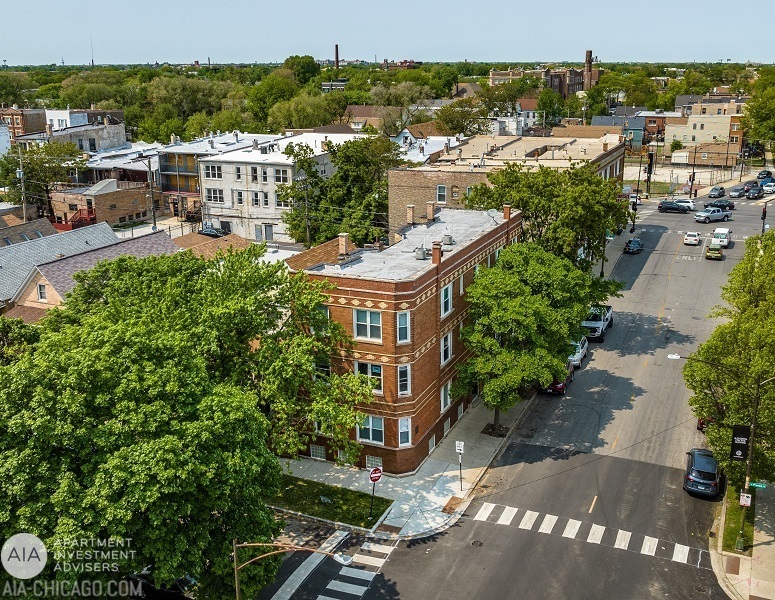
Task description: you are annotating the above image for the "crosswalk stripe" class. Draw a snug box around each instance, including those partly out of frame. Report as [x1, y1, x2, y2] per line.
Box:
[360, 542, 394, 555]
[339, 567, 376, 582]
[641, 536, 658, 556]
[672, 544, 690, 563]
[614, 530, 631, 550]
[497, 506, 518, 525]
[327, 580, 368, 596]
[538, 514, 558, 534]
[473, 503, 495, 521]
[316, 596, 340, 600]
[587, 524, 605, 544]
[562, 519, 582, 539]
[518, 510, 539, 530]
[353, 554, 386, 568]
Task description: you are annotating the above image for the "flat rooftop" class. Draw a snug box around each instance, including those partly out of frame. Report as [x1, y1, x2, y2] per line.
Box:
[307, 208, 505, 282]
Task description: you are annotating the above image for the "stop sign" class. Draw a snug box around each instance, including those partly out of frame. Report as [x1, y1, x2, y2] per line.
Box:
[369, 467, 383, 483]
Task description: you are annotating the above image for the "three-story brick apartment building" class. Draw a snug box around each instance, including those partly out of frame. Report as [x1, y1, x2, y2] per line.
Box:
[286, 203, 522, 474]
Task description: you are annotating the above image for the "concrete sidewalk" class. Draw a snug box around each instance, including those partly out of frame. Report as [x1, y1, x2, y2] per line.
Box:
[713, 484, 775, 600]
[283, 394, 538, 540]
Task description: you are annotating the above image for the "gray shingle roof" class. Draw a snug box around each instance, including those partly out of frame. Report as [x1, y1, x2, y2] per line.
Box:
[0, 222, 119, 303]
[0, 218, 58, 246]
[33, 230, 179, 299]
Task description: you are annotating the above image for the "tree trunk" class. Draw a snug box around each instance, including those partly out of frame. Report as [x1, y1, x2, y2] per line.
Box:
[493, 407, 501, 433]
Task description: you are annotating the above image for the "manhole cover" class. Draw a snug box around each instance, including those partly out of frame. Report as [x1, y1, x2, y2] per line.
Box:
[471, 540, 483, 547]
[694, 585, 707, 593]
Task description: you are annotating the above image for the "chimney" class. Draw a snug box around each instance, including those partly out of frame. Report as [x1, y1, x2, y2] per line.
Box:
[171, 133, 176, 144]
[234, 131, 239, 143]
[432, 241, 443, 265]
[337, 233, 349, 260]
[252, 139, 258, 150]
[335, 44, 340, 71]
[45, 124, 52, 136]
[603, 142, 609, 152]
[208, 139, 215, 149]
[503, 204, 511, 221]
[406, 204, 415, 225]
[426, 201, 436, 223]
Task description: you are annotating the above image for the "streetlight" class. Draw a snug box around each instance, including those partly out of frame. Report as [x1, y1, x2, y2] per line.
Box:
[667, 353, 775, 552]
[232, 540, 352, 600]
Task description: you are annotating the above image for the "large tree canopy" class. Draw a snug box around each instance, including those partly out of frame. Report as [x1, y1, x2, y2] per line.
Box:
[457, 243, 597, 430]
[0, 245, 373, 597]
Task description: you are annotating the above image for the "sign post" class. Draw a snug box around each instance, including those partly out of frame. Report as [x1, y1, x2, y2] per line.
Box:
[740, 492, 752, 507]
[456, 441, 465, 491]
[368, 467, 382, 517]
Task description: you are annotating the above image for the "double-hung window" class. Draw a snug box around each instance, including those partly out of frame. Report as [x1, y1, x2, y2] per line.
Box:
[251, 167, 258, 182]
[358, 415, 384, 444]
[356, 362, 383, 392]
[441, 332, 452, 365]
[204, 165, 222, 179]
[37, 284, 47, 302]
[261, 168, 269, 183]
[276, 195, 291, 209]
[440, 381, 452, 412]
[252, 192, 261, 207]
[275, 168, 289, 184]
[354, 309, 381, 341]
[397, 311, 410, 343]
[399, 417, 411, 446]
[236, 191, 244, 205]
[398, 365, 411, 395]
[206, 188, 224, 203]
[436, 185, 447, 204]
[440, 284, 453, 317]
[235, 166, 242, 180]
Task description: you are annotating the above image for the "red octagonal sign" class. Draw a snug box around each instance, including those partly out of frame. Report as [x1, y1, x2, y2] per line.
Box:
[369, 467, 383, 483]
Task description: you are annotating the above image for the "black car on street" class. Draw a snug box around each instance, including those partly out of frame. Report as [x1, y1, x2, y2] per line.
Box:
[623, 238, 643, 254]
[704, 199, 735, 210]
[747, 186, 764, 199]
[758, 170, 772, 179]
[683, 448, 721, 497]
[657, 200, 689, 213]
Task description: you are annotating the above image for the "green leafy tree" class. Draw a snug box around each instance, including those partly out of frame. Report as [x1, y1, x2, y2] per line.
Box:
[184, 110, 212, 140]
[436, 97, 488, 136]
[671, 139, 684, 152]
[456, 243, 596, 430]
[466, 162, 630, 273]
[536, 88, 564, 125]
[741, 69, 775, 153]
[282, 55, 321, 85]
[0, 317, 40, 366]
[371, 82, 433, 135]
[0, 141, 87, 216]
[682, 233, 775, 485]
[0, 72, 33, 105]
[247, 71, 299, 124]
[267, 93, 337, 132]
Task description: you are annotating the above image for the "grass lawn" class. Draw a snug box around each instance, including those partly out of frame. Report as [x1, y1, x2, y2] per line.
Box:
[270, 473, 393, 529]
[622, 179, 674, 196]
[722, 485, 756, 554]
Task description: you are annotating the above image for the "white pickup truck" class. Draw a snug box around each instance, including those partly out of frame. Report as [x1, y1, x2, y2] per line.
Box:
[694, 207, 731, 223]
[582, 305, 613, 342]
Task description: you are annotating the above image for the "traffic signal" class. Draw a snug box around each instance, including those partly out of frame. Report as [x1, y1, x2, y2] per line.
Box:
[762, 207, 767, 221]
[646, 152, 654, 175]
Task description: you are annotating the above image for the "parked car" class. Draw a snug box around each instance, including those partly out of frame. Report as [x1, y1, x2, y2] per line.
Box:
[758, 170, 773, 179]
[704, 199, 735, 211]
[760, 177, 775, 187]
[705, 242, 723, 260]
[707, 186, 725, 198]
[683, 231, 701, 246]
[545, 361, 574, 395]
[763, 182, 775, 195]
[729, 186, 746, 198]
[683, 448, 721, 497]
[658, 200, 689, 214]
[568, 336, 589, 368]
[623, 238, 643, 254]
[628, 193, 642, 205]
[697, 417, 715, 432]
[199, 227, 226, 238]
[674, 199, 696, 210]
[747, 186, 764, 199]
[743, 180, 759, 192]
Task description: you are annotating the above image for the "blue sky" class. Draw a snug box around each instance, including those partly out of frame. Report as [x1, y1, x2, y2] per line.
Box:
[3, 0, 773, 66]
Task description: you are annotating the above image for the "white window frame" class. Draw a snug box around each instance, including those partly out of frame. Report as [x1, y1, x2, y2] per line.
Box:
[365, 455, 383, 468]
[235, 166, 242, 180]
[236, 191, 244, 205]
[441, 332, 452, 365]
[205, 188, 224, 203]
[252, 191, 261, 207]
[262, 192, 269, 207]
[441, 381, 452, 412]
[275, 195, 291, 209]
[261, 167, 269, 183]
[204, 165, 222, 179]
[310, 444, 326, 460]
[399, 417, 411, 446]
[37, 283, 47, 302]
[398, 364, 411, 396]
[436, 184, 447, 204]
[251, 166, 258, 182]
[358, 415, 385, 444]
[275, 168, 289, 184]
[459, 274, 464, 295]
[441, 283, 453, 317]
[397, 311, 410, 343]
[354, 309, 382, 341]
[355, 361, 383, 392]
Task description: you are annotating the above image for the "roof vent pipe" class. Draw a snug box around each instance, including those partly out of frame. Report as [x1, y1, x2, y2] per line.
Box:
[415, 247, 426, 260]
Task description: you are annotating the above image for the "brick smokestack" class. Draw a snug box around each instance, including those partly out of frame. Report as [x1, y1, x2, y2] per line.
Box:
[584, 50, 593, 90]
[426, 201, 436, 223]
[335, 44, 339, 71]
[503, 204, 511, 221]
[406, 204, 415, 225]
[432, 241, 443, 265]
[338, 232, 349, 260]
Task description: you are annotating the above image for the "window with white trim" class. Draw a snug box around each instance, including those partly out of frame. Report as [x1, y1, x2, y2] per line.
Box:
[206, 188, 224, 203]
[262, 168, 269, 183]
[398, 365, 411, 395]
[440, 283, 452, 317]
[399, 417, 411, 446]
[441, 381, 451, 412]
[444, 418, 451, 435]
[428, 435, 436, 453]
[235, 166, 242, 180]
[236, 191, 244, 205]
[458, 403, 464, 419]
[310, 444, 326, 460]
[397, 311, 410, 343]
[262, 192, 269, 207]
[251, 167, 258, 182]
[204, 165, 222, 179]
[441, 332, 452, 365]
[354, 309, 381, 340]
[37, 284, 47, 302]
[436, 184, 447, 204]
[355, 361, 383, 392]
[459, 275, 464, 295]
[252, 192, 261, 207]
[275, 168, 289, 184]
[358, 415, 384, 444]
[276, 195, 291, 209]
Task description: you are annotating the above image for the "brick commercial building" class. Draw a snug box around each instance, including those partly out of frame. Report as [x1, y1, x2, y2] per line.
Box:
[49, 179, 150, 229]
[287, 204, 522, 474]
[387, 133, 625, 237]
[0, 106, 46, 139]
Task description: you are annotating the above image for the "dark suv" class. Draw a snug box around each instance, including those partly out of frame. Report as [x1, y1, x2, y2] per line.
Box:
[758, 170, 772, 179]
[683, 448, 721, 497]
[658, 200, 689, 213]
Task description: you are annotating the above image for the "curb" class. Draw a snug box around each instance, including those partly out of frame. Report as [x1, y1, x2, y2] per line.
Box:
[709, 492, 749, 600]
[269, 505, 375, 537]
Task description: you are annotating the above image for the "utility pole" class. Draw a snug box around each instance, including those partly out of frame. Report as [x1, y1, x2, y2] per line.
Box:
[17, 146, 27, 222]
[141, 156, 157, 230]
[736, 378, 762, 551]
